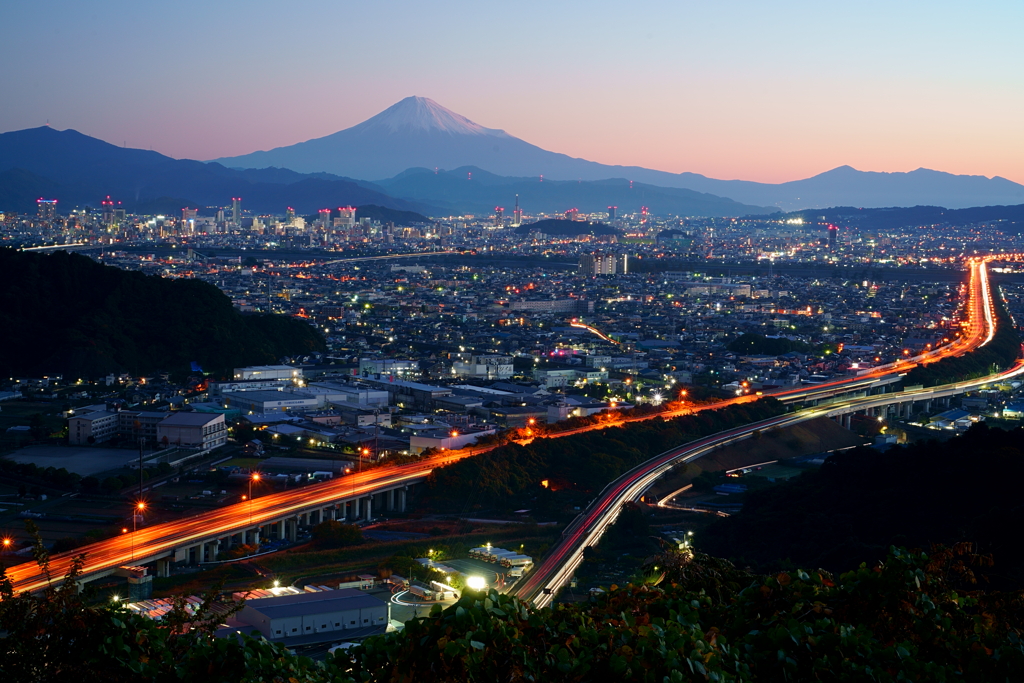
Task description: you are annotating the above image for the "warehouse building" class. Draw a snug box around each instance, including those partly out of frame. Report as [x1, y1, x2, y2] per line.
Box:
[236, 588, 389, 642]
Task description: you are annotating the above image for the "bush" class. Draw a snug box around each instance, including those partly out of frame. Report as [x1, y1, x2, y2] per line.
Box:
[346, 545, 1024, 682]
[310, 521, 363, 549]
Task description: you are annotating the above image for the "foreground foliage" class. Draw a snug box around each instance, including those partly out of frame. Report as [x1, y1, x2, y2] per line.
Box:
[352, 545, 1024, 682]
[3, 543, 1022, 681]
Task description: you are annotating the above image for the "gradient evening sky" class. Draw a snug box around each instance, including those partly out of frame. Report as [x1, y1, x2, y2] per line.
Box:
[2, 0, 1022, 183]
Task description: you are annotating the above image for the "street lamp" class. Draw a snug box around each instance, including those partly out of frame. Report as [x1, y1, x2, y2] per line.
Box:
[249, 473, 261, 525]
[131, 501, 146, 561]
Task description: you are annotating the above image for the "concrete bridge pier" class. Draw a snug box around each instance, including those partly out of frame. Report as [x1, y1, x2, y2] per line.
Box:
[387, 488, 396, 512]
[842, 413, 852, 429]
[156, 558, 171, 578]
[202, 540, 217, 563]
[286, 518, 298, 542]
[399, 488, 408, 512]
[364, 496, 373, 522]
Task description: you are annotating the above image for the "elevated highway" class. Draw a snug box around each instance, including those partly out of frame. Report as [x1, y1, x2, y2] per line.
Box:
[3, 260, 999, 596]
[4, 455, 468, 594]
[510, 258, 1013, 608]
[511, 353, 1024, 608]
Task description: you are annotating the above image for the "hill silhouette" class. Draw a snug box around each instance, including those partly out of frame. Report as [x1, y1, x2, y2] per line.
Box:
[214, 96, 1024, 210]
[0, 248, 324, 378]
[0, 126, 434, 214]
[513, 218, 619, 237]
[375, 165, 772, 216]
[702, 423, 1024, 589]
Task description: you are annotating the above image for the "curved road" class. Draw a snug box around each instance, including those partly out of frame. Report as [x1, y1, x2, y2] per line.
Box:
[3, 260, 997, 596]
[511, 258, 1010, 607]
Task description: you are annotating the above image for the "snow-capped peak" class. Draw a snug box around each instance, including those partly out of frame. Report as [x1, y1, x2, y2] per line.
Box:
[354, 96, 508, 137]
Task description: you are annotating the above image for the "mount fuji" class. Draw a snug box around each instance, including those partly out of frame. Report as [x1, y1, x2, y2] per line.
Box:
[213, 96, 603, 182]
[213, 96, 1024, 211]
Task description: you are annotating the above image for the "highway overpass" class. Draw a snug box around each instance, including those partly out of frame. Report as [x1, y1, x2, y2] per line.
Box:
[510, 258, 1013, 607]
[2, 259, 1001, 596]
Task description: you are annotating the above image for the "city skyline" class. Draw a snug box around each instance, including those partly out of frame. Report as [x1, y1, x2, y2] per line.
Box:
[1, 1, 1022, 184]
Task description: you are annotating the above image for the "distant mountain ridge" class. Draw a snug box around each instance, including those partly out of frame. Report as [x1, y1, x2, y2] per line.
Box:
[213, 96, 1024, 211]
[0, 126, 436, 215]
[373, 166, 774, 217]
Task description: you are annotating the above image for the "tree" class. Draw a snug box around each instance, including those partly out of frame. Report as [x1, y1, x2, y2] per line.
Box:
[344, 546, 1024, 682]
[0, 524, 357, 682]
[28, 413, 47, 440]
[310, 520, 363, 548]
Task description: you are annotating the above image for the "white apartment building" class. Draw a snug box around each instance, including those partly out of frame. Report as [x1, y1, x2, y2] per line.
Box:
[156, 413, 227, 450]
[233, 365, 302, 382]
[451, 354, 514, 380]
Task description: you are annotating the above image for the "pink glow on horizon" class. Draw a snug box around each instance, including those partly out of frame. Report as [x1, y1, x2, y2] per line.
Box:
[3, 2, 1022, 185]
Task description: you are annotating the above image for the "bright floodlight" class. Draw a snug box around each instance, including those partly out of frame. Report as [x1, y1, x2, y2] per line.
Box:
[466, 575, 486, 591]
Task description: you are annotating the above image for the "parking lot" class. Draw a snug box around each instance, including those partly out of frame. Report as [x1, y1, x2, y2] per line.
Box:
[7, 445, 138, 476]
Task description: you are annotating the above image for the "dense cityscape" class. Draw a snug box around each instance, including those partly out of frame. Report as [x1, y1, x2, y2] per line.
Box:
[4, 2, 1024, 681]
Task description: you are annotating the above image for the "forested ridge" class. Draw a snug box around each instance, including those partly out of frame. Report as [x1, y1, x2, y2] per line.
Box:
[424, 398, 786, 514]
[702, 423, 1024, 589]
[0, 248, 325, 378]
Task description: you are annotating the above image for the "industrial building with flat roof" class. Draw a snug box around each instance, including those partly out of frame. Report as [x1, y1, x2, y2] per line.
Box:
[232, 588, 389, 643]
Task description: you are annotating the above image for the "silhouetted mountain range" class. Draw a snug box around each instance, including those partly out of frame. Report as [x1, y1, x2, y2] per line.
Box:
[373, 166, 773, 216]
[782, 204, 1024, 232]
[213, 96, 1024, 211]
[4, 108, 1024, 218]
[0, 126, 436, 215]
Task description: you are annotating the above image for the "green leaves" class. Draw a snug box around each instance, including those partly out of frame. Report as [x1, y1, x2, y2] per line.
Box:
[6, 546, 1024, 681]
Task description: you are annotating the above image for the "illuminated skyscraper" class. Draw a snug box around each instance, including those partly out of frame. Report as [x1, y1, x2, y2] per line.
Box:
[828, 224, 839, 251]
[607, 206, 617, 220]
[36, 198, 57, 221]
[336, 207, 356, 228]
[494, 207, 504, 227]
[101, 196, 115, 227]
[182, 207, 198, 235]
[579, 253, 626, 275]
[231, 197, 241, 226]
[512, 194, 522, 226]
